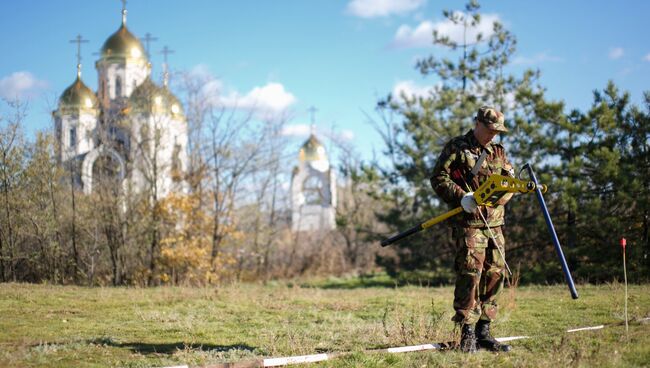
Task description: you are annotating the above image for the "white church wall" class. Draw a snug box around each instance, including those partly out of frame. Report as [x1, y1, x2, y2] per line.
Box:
[78, 113, 97, 155]
[290, 154, 337, 233]
[57, 112, 98, 162]
[55, 10, 190, 201]
[126, 113, 187, 199]
[96, 61, 149, 101]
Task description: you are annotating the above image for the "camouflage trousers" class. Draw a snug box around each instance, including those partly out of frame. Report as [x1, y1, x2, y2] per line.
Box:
[452, 226, 506, 325]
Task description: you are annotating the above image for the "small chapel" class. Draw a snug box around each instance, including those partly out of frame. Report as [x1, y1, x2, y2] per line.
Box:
[290, 131, 337, 232]
[53, 3, 188, 199]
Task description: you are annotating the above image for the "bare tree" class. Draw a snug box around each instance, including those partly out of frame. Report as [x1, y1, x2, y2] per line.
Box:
[235, 116, 292, 280]
[333, 140, 383, 271]
[23, 132, 68, 282]
[0, 100, 28, 281]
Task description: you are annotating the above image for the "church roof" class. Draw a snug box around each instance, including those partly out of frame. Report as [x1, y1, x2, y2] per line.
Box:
[128, 77, 184, 118]
[57, 76, 98, 113]
[299, 134, 327, 162]
[100, 24, 147, 63]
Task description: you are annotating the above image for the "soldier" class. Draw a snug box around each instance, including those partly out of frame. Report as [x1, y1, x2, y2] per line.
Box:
[430, 106, 514, 353]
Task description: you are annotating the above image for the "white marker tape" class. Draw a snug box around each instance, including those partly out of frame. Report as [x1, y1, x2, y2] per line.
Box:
[386, 344, 439, 353]
[496, 335, 529, 342]
[157, 318, 650, 368]
[264, 353, 330, 366]
[567, 325, 604, 333]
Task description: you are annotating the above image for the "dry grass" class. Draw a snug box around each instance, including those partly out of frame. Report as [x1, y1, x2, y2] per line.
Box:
[0, 279, 648, 367]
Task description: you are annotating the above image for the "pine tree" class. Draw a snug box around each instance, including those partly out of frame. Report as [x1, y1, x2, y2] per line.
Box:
[373, 1, 552, 280]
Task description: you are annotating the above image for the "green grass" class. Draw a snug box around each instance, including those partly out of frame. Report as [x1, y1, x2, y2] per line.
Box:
[0, 280, 648, 367]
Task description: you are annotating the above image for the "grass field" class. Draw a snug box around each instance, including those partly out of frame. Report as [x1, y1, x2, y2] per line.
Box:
[0, 278, 649, 367]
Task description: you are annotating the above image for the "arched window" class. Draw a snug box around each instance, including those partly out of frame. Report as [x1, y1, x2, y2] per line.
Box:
[91, 154, 123, 195]
[69, 127, 77, 147]
[115, 76, 122, 97]
[302, 176, 323, 205]
[171, 143, 183, 181]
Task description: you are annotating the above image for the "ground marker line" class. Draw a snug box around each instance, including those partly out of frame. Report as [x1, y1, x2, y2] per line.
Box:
[264, 353, 330, 367]
[567, 325, 604, 333]
[157, 318, 649, 368]
[496, 335, 529, 342]
[386, 343, 440, 353]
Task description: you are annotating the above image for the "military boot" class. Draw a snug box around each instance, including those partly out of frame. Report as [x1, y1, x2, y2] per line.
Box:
[475, 320, 511, 352]
[459, 324, 477, 353]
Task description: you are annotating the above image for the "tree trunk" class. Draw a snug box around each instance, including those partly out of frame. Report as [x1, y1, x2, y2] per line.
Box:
[69, 169, 79, 280]
[642, 210, 650, 276]
[148, 223, 159, 286]
[567, 210, 576, 248]
[1, 162, 15, 281]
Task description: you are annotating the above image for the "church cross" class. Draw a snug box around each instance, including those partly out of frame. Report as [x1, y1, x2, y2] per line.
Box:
[308, 106, 318, 135]
[141, 32, 158, 59]
[121, 0, 128, 25]
[160, 45, 175, 87]
[308, 106, 318, 125]
[160, 45, 175, 65]
[69, 34, 89, 78]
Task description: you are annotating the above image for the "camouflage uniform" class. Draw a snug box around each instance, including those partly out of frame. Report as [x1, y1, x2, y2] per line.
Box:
[430, 109, 514, 326]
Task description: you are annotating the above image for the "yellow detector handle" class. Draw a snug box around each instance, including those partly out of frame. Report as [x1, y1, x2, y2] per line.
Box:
[381, 174, 546, 247]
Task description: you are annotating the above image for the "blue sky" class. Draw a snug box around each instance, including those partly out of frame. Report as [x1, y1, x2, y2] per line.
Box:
[1, 0, 649, 162]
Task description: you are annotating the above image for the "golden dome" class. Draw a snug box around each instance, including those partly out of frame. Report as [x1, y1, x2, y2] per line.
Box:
[58, 77, 98, 113]
[100, 25, 147, 62]
[299, 134, 327, 161]
[128, 77, 184, 118]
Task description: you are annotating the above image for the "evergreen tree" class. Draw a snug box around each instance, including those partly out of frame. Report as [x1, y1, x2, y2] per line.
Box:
[563, 83, 649, 281]
[507, 81, 650, 283]
[373, 1, 551, 281]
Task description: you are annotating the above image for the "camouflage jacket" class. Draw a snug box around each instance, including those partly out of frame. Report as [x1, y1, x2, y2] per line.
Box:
[430, 130, 515, 228]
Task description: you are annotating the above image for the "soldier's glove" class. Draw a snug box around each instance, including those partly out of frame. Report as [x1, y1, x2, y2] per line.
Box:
[461, 192, 478, 213]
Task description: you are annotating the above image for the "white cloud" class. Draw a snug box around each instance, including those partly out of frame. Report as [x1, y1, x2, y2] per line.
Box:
[281, 124, 311, 137]
[339, 129, 355, 141]
[0, 71, 49, 100]
[196, 69, 297, 117]
[222, 83, 296, 113]
[609, 47, 624, 60]
[392, 12, 500, 49]
[512, 52, 564, 65]
[391, 79, 517, 112]
[393, 21, 435, 48]
[392, 80, 435, 100]
[199, 79, 224, 99]
[346, 0, 425, 18]
[643, 53, 650, 62]
[281, 124, 355, 142]
[326, 129, 356, 142]
[188, 64, 213, 80]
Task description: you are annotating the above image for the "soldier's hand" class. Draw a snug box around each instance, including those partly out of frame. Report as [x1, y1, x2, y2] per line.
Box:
[461, 192, 478, 213]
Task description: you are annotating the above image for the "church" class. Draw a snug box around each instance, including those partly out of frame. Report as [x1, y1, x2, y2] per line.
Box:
[53, 5, 188, 199]
[290, 132, 337, 232]
[54, 4, 336, 232]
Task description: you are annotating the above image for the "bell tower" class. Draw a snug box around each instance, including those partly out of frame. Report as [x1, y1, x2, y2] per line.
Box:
[53, 34, 99, 163]
[95, 0, 150, 114]
[290, 112, 337, 232]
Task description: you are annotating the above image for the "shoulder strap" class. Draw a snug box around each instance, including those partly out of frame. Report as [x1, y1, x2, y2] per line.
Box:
[469, 149, 488, 179]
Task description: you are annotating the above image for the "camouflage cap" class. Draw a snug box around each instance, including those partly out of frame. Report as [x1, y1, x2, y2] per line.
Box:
[476, 106, 507, 132]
